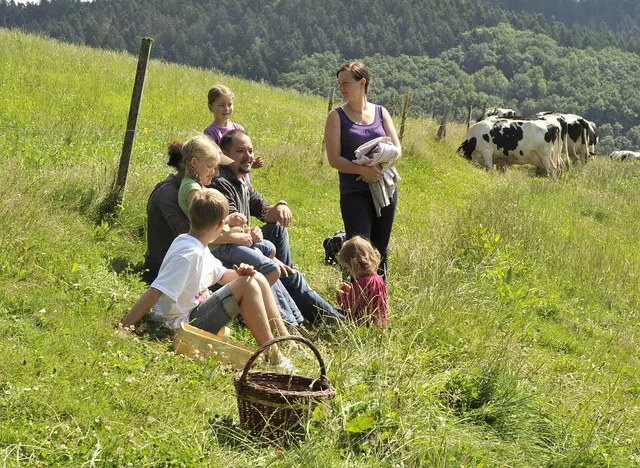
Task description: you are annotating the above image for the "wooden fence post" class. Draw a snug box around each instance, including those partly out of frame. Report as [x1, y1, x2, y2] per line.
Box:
[319, 87, 335, 165]
[98, 37, 153, 222]
[437, 104, 451, 141]
[399, 89, 411, 142]
[466, 105, 473, 132]
[481, 102, 487, 120]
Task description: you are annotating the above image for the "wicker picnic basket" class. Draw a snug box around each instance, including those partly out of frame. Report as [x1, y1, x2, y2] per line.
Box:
[234, 335, 336, 440]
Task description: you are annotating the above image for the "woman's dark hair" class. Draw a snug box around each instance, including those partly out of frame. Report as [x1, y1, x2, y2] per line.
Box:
[336, 62, 371, 94]
[167, 140, 184, 170]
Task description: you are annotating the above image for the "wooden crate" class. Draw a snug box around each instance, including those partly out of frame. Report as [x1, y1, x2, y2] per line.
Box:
[173, 323, 256, 369]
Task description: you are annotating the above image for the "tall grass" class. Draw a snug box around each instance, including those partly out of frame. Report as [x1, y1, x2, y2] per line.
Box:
[2, 29, 640, 466]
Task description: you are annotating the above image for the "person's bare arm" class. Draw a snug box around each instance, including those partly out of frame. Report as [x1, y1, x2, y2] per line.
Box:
[121, 288, 162, 328]
[324, 110, 382, 183]
[264, 203, 292, 227]
[210, 230, 253, 246]
[218, 269, 239, 285]
[381, 106, 402, 156]
[218, 263, 255, 285]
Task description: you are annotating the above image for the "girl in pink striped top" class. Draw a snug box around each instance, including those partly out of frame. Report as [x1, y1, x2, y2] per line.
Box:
[204, 85, 263, 183]
[336, 236, 388, 327]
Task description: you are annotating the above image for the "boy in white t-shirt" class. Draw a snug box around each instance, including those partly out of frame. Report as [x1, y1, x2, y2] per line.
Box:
[121, 188, 293, 371]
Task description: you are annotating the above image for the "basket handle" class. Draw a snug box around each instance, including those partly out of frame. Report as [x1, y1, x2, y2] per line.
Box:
[238, 335, 328, 387]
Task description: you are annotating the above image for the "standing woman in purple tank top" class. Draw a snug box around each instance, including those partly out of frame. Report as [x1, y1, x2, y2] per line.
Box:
[323, 62, 401, 280]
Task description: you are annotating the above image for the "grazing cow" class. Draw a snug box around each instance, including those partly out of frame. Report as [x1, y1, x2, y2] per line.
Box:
[609, 151, 640, 161]
[586, 120, 599, 156]
[536, 112, 590, 164]
[485, 108, 516, 118]
[529, 113, 571, 169]
[458, 117, 563, 179]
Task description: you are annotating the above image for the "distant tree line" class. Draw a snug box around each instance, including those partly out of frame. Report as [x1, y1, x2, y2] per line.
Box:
[1, 0, 636, 81]
[493, 0, 640, 36]
[1, 0, 639, 151]
[282, 24, 640, 153]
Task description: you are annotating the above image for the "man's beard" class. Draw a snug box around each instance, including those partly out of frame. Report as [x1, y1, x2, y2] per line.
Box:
[238, 165, 252, 175]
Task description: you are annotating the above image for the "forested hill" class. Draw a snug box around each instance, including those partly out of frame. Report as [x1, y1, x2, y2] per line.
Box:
[0, 0, 632, 81]
[492, 0, 640, 39]
[2, 0, 640, 152]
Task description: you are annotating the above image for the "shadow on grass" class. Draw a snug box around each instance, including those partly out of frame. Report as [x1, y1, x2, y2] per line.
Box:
[109, 256, 145, 276]
[208, 414, 305, 452]
[132, 315, 175, 342]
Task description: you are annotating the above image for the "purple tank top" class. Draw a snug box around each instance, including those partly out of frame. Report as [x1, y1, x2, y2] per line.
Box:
[337, 104, 386, 194]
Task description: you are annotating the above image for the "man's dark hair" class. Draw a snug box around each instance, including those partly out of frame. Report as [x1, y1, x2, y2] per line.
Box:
[219, 128, 248, 154]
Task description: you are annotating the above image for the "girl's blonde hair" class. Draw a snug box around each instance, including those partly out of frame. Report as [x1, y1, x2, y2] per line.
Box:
[207, 84, 235, 106]
[169, 135, 222, 184]
[337, 236, 381, 278]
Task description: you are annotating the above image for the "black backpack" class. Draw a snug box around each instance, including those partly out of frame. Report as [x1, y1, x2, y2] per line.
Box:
[323, 230, 346, 265]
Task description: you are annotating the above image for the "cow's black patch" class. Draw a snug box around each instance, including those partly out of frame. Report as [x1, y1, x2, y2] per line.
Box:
[567, 122, 581, 143]
[544, 125, 559, 143]
[458, 137, 476, 160]
[578, 118, 589, 143]
[483, 134, 489, 142]
[490, 122, 523, 156]
[557, 117, 568, 140]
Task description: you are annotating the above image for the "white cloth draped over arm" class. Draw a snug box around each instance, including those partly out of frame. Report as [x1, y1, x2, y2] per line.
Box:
[352, 136, 401, 217]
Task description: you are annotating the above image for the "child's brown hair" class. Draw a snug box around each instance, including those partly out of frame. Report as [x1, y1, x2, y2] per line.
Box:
[337, 236, 381, 278]
[189, 188, 229, 231]
[207, 84, 234, 106]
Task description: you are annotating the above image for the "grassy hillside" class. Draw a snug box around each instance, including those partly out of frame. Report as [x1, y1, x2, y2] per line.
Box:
[1, 29, 640, 466]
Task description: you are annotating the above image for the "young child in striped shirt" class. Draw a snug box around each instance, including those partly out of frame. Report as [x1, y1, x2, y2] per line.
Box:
[204, 84, 263, 183]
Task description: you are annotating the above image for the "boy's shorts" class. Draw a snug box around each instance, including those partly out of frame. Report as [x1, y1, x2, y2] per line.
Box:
[188, 284, 240, 334]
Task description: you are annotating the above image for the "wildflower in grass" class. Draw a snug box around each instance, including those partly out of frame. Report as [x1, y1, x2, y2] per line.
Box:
[143, 128, 149, 135]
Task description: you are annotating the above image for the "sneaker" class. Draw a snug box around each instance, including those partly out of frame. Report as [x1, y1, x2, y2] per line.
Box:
[271, 357, 297, 374]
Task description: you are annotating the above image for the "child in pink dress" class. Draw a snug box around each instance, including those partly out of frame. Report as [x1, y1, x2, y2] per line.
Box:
[336, 236, 388, 327]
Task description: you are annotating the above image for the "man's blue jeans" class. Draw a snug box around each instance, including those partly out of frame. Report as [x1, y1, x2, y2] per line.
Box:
[213, 222, 344, 323]
[262, 222, 344, 323]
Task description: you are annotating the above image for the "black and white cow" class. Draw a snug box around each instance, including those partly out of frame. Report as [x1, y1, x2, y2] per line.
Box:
[528, 113, 570, 169]
[485, 108, 516, 118]
[536, 112, 590, 164]
[609, 150, 640, 161]
[458, 117, 563, 179]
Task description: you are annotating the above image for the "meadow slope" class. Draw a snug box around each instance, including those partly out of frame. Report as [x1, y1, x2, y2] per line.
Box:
[1, 30, 640, 466]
